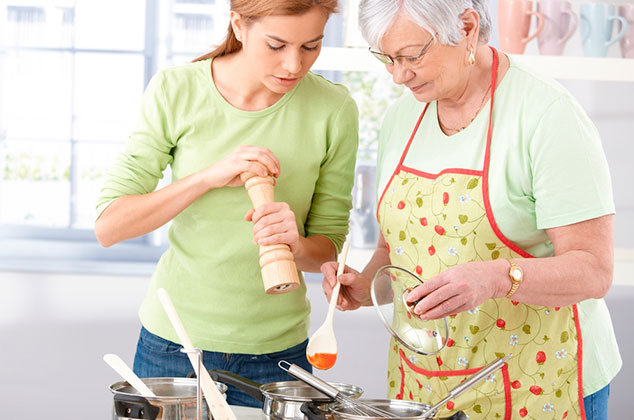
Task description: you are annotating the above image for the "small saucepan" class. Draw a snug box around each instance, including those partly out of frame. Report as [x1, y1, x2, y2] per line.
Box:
[109, 377, 228, 420]
[208, 370, 363, 420]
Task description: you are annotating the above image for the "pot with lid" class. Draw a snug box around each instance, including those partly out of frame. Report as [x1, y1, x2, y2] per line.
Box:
[208, 370, 363, 420]
[109, 377, 228, 420]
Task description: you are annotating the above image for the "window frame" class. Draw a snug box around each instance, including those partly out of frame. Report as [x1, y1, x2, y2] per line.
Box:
[0, 0, 166, 275]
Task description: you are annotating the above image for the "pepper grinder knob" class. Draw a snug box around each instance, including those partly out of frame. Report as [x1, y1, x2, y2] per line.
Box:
[240, 163, 300, 294]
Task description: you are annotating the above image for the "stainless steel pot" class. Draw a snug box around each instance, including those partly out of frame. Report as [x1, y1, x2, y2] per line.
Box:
[109, 377, 228, 420]
[210, 370, 363, 420]
[300, 399, 466, 420]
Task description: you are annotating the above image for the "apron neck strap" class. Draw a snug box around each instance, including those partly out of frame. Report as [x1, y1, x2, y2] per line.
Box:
[397, 46, 500, 169]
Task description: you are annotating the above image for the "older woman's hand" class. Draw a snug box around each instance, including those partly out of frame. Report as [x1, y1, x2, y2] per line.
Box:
[406, 260, 506, 320]
[320, 262, 373, 310]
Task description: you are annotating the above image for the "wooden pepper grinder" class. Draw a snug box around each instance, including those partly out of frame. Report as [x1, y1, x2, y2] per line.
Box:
[240, 163, 300, 294]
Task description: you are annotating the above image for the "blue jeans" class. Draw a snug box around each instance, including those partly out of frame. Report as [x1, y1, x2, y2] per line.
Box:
[583, 384, 610, 420]
[133, 326, 312, 407]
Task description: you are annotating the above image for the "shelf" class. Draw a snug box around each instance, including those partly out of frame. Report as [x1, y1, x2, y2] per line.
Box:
[313, 47, 634, 82]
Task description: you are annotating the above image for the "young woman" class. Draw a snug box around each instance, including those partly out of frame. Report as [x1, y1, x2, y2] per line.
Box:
[95, 0, 358, 407]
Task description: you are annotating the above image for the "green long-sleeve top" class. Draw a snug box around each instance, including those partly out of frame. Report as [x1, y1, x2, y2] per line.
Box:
[96, 59, 359, 354]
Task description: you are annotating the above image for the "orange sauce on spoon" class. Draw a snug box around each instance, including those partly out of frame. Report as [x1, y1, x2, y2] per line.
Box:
[307, 352, 337, 370]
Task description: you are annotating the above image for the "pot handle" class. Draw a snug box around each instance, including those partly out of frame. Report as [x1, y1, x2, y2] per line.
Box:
[113, 393, 161, 420]
[300, 402, 328, 420]
[203, 370, 265, 402]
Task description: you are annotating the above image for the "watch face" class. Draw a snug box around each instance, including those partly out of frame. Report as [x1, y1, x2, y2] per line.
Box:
[511, 268, 523, 280]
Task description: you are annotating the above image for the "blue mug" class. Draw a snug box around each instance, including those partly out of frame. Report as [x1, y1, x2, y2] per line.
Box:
[580, 3, 629, 57]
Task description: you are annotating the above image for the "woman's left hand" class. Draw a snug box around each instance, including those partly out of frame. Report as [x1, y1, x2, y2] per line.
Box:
[407, 260, 504, 320]
[245, 202, 300, 253]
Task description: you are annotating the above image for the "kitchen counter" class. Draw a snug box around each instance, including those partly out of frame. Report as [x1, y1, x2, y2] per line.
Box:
[230, 405, 265, 420]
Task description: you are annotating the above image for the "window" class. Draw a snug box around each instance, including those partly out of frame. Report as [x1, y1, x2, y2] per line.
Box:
[0, 0, 400, 273]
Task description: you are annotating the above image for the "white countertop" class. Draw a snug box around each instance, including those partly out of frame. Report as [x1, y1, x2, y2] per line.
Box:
[230, 405, 265, 420]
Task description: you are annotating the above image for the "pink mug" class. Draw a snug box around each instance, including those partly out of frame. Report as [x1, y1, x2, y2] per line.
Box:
[618, 4, 634, 58]
[498, 0, 545, 54]
[537, 0, 578, 55]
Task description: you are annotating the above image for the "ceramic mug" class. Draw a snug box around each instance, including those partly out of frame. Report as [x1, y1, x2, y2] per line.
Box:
[536, 0, 578, 55]
[617, 4, 634, 58]
[580, 2, 629, 57]
[498, 0, 545, 54]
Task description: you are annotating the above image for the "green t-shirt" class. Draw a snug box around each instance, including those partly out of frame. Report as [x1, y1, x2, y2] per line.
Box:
[97, 59, 359, 354]
[375, 57, 621, 395]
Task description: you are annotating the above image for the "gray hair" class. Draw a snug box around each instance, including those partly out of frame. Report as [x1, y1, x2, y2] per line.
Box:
[358, 0, 491, 49]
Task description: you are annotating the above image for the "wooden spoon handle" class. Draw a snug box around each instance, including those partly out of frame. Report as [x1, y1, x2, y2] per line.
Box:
[103, 353, 156, 397]
[157, 288, 237, 420]
[326, 242, 350, 322]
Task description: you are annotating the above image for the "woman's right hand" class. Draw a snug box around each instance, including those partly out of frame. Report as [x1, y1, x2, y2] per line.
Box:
[202, 145, 281, 189]
[320, 262, 373, 311]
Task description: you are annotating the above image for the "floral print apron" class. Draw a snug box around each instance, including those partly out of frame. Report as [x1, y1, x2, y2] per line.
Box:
[376, 49, 584, 420]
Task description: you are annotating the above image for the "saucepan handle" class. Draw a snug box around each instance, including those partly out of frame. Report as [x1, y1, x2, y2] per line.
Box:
[207, 370, 265, 402]
[113, 393, 161, 420]
[300, 402, 328, 420]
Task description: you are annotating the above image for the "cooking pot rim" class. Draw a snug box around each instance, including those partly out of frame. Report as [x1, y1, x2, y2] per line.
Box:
[259, 381, 363, 402]
[109, 376, 228, 400]
[328, 398, 433, 419]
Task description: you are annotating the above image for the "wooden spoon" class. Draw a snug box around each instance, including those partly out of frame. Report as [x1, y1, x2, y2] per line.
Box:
[103, 353, 157, 397]
[306, 242, 350, 370]
[157, 288, 237, 420]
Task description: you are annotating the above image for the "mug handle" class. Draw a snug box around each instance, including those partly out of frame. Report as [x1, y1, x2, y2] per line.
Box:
[559, 9, 579, 45]
[580, 14, 592, 43]
[607, 16, 629, 47]
[522, 10, 546, 44]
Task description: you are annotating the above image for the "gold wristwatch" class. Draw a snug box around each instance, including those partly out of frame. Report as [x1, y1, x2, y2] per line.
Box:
[505, 258, 523, 298]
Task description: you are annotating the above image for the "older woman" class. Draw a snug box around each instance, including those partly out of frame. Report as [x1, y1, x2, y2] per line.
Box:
[321, 1, 621, 419]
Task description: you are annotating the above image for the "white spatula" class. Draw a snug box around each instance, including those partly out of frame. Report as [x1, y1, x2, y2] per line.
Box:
[103, 353, 157, 397]
[157, 288, 237, 420]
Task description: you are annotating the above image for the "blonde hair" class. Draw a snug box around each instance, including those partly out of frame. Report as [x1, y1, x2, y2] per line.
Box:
[193, 0, 338, 62]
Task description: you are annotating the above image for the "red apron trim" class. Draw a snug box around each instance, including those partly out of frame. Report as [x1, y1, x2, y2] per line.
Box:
[574, 303, 587, 420]
[398, 348, 512, 420]
[501, 360, 512, 420]
[376, 103, 430, 221]
[479, 49, 534, 259]
[396, 360, 405, 400]
[399, 165, 483, 179]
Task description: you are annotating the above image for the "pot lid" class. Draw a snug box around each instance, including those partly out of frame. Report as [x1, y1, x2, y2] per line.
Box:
[370, 265, 449, 355]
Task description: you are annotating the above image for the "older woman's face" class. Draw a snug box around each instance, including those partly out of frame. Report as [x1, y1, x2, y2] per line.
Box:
[380, 13, 466, 102]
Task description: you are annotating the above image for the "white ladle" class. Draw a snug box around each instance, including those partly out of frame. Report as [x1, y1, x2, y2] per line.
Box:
[103, 353, 157, 397]
[306, 242, 350, 370]
[157, 288, 237, 420]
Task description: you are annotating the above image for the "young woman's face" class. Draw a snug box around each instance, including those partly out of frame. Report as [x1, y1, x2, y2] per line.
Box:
[237, 7, 328, 94]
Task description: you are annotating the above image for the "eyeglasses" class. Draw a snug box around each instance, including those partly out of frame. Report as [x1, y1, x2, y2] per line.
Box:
[369, 35, 435, 68]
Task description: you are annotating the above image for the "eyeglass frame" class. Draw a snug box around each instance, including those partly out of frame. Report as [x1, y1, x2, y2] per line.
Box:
[368, 34, 436, 67]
